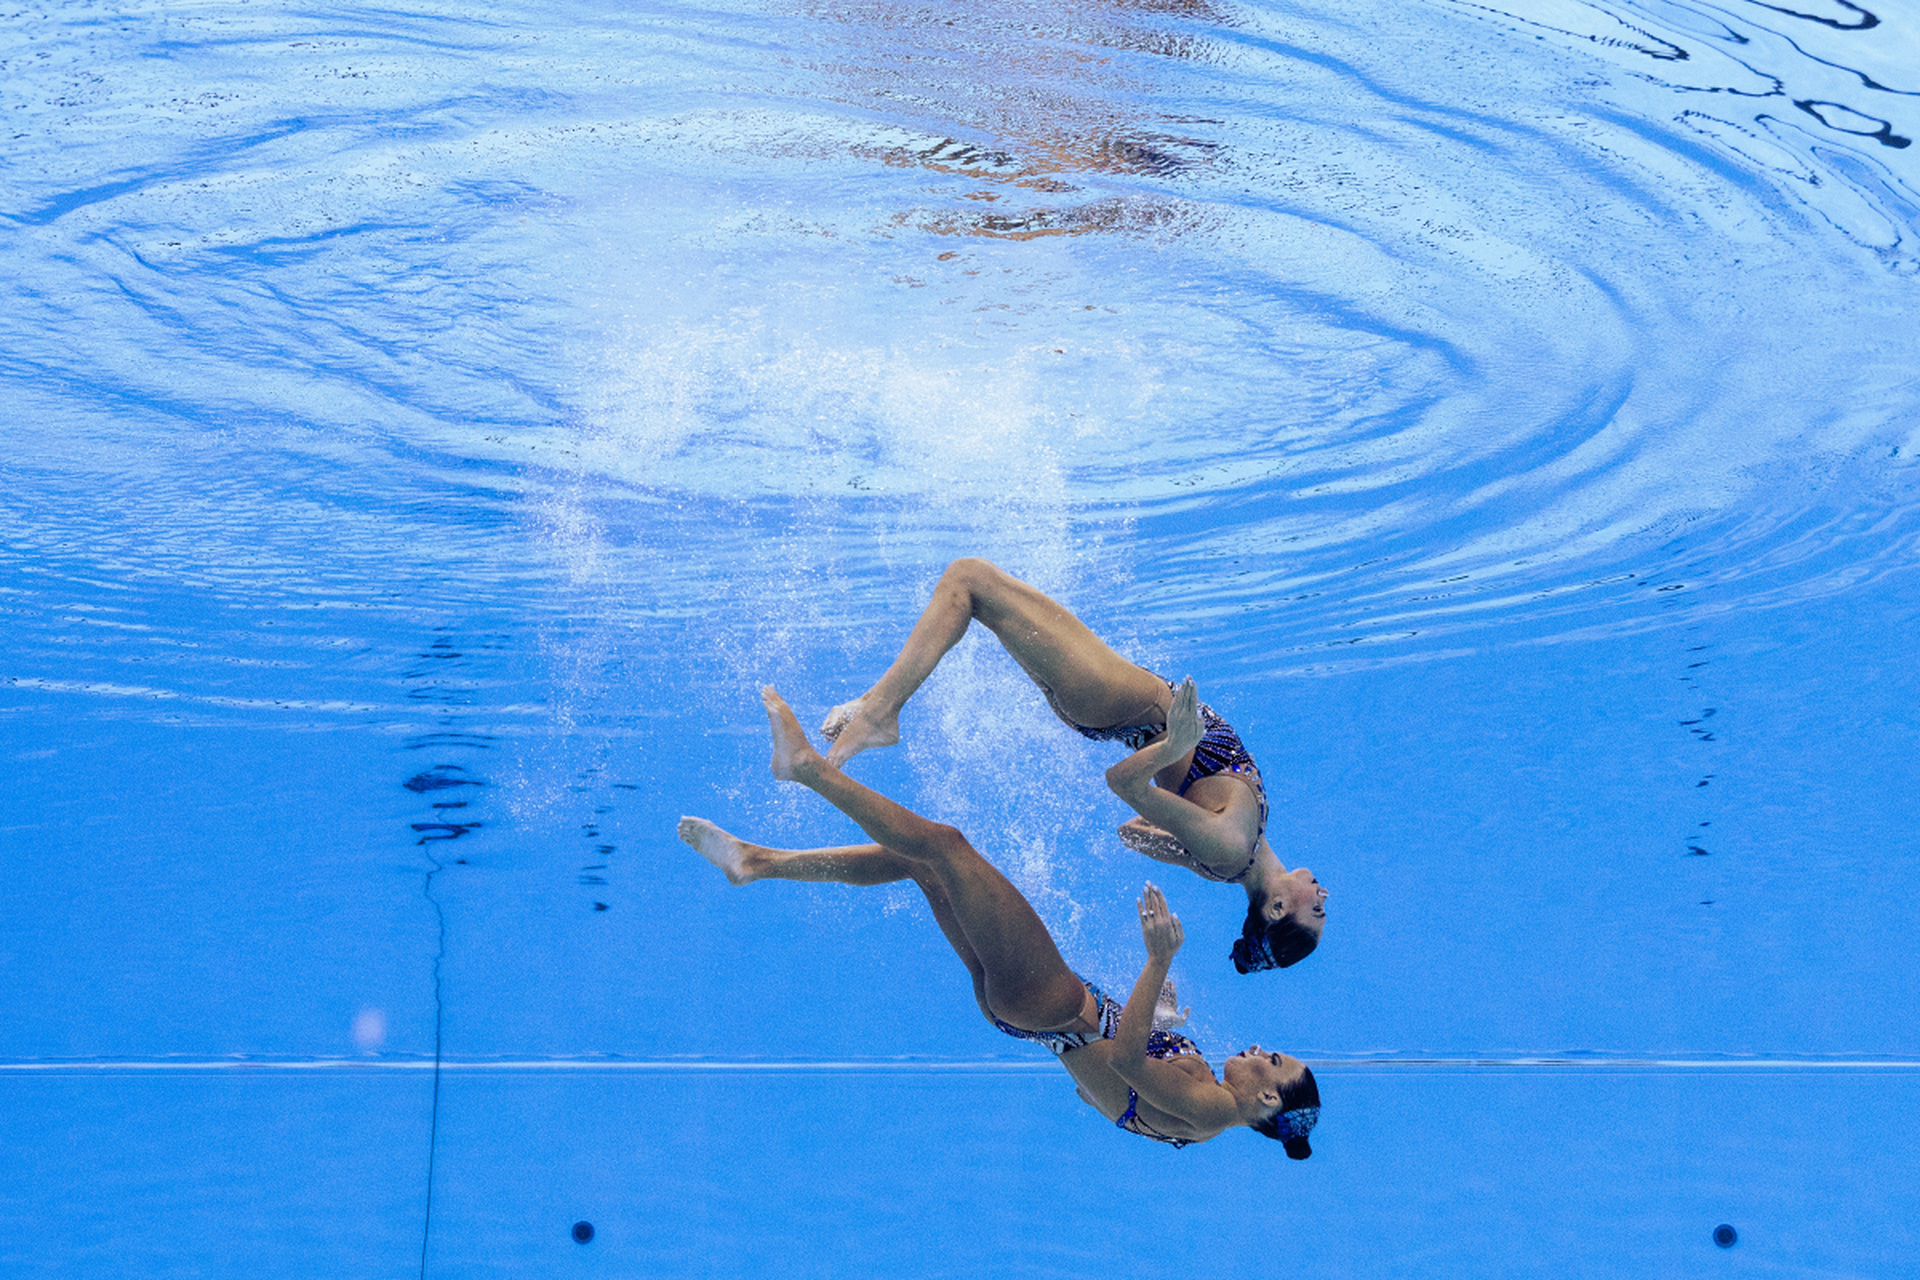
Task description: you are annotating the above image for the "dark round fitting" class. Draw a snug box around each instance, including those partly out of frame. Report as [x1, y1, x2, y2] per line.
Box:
[1712, 1224, 1737, 1248]
[572, 1221, 595, 1244]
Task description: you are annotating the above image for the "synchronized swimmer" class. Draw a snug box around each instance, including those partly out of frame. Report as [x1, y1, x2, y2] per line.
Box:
[679, 687, 1320, 1155]
[820, 558, 1327, 972]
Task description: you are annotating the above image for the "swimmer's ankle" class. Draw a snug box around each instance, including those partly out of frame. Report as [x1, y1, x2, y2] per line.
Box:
[823, 704, 901, 768]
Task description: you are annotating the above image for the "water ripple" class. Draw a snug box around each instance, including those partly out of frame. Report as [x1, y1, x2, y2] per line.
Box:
[2, 0, 1916, 695]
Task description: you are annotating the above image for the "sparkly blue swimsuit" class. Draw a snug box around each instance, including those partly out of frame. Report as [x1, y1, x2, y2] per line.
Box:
[1042, 671, 1269, 880]
[1115, 1029, 1205, 1147]
[992, 977, 1206, 1148]
[1178, 696, 1268, 880]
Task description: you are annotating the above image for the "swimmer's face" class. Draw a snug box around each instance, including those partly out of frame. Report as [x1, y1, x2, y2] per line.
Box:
[1224, 1045, 1307, 1109]
[1265, 866, 1327, 939]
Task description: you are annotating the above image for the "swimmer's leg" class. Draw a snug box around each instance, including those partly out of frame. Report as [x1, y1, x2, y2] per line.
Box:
[823, 557, 1166, 768]
[676, 817, 1001, 1014]
[767, 686, 1090, 1033]
[678, 817, 913, 886]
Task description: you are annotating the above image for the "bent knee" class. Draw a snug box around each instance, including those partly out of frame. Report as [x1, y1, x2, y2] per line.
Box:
[941, 557, 1005, 594]
[923, 822, 975, 860]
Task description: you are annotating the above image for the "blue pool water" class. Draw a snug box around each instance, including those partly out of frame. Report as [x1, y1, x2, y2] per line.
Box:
[4, 0, 1919, 1275]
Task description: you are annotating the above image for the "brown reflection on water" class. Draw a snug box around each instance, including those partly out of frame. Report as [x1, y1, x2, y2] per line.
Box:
[790, 0, 1232, 239]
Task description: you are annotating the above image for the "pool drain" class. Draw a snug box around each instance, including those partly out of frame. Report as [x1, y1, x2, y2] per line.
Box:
[1713, 1223, 1737, 1248]
[572, 1221, 595, 1244]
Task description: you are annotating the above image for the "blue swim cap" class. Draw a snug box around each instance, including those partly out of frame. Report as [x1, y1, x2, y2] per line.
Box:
[1231, 930, 1280, 974]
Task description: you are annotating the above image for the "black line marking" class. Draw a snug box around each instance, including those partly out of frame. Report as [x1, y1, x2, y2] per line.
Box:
[1796, 98, 1911, 147]
[418, 841, 445, 1280]
[1748, 0, 1877, 31]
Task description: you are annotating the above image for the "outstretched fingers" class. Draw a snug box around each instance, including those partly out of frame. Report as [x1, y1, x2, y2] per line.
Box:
[1137, 882, 1185, 960]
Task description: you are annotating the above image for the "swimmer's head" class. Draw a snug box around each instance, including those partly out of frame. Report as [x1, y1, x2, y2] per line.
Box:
[1226, 1047, 1320, 1159]
[1233, 869, 1326, 972]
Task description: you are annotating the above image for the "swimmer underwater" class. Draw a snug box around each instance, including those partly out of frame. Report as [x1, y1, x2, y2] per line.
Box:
[819, 558, 1328, 973]
[678, 686, 1320, 1155]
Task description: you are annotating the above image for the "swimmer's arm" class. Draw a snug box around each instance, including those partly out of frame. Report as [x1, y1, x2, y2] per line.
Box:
[1102, 676, 1198, 809]
[1117, 816, 1220, 874]
[1107, 887, 1238, 1129]
[1105, 680, 1258, 871]
[1113, 679, 1259, 871]
[1108, 786, 1257, 874]
[1112, 1054, 1241, 1132]
[1110, 883, 1181, 1062]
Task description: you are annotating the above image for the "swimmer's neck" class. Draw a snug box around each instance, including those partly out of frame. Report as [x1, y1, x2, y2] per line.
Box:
[1240, 839, 1288, 896]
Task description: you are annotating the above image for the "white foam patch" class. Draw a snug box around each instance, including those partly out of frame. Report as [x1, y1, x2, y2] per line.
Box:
[900, 626, 1112, 945]
[577, 320, 1079, 506]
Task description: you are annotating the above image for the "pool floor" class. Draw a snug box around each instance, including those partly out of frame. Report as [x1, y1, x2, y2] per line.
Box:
[5, 1064, 1912, 1279]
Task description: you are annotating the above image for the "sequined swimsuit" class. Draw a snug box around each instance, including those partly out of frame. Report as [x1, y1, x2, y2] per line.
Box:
[1115, 1030, 1205, 1147]
[991, 977, 1206, 1148]
[1041, 671, 1269, 881]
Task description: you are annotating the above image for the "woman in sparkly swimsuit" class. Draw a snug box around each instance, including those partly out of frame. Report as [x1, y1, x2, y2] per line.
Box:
[819, 558, 1328, 972]
[678, 687, 1321, 1155]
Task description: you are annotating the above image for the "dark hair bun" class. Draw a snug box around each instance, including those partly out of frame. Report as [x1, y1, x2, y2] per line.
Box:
[1283, 1135, 1312, 1160]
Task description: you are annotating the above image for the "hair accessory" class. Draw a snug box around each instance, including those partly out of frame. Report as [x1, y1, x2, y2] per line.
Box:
[1230, 931, 1280, 974]
[1272, 1105, 1318, 1142]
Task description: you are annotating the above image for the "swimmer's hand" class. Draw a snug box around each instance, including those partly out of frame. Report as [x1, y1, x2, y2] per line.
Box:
[1163, 676, 1205, 760]
[1137, 882, 1184, 962]
[1118, 816, 1191, 865]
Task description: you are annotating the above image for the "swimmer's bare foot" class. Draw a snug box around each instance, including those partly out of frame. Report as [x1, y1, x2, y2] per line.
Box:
[821, 695, 900, 769]
[677, 816, 760, 885]
[763, 685, 826, 783]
